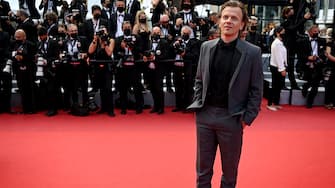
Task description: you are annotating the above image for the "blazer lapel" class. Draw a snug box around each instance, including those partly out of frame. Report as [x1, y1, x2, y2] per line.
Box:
[229, 39, 246, 92]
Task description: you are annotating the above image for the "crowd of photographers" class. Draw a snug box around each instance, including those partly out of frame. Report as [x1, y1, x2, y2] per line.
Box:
[0, 0, 214, 116]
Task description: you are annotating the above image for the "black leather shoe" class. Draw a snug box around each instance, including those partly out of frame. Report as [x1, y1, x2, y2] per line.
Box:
[108, 112, 115, 117]
[96, 109, 106, 114]
[150, 108, 157, 113]
[46, 110, 58, 116]
[157, 109, 164, 114]
[136, 109, 143, 114]
[172, 108, 183, 112]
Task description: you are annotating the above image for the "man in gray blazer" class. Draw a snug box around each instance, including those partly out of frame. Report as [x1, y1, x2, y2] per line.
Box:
[188, 1, 263, 188]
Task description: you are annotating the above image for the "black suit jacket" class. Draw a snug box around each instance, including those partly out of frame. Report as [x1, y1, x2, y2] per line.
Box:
[38, 0, 62, 16]
[296, 34, 327, 67]
[19, 0, 40, 19]
[149, 38, 169, 70]
[17, 18, 38, 43]
[80, 18, 109, 42]
[126, 0, 140, 24]
[110, 13, 132, 38]
[37, 38, 59, 64]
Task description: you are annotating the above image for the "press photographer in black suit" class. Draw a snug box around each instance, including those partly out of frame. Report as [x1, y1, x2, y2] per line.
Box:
[297, 25, 326, 108]
[36, 27, 60, 116]
[88, 26, 116, 117]
[11, 29, 37, 114]
[114, 21, 143, 115]
[143, 26, 169, 114]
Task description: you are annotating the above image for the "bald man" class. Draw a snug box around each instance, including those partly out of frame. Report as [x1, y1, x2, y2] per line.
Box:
[11, 29, 37, 114]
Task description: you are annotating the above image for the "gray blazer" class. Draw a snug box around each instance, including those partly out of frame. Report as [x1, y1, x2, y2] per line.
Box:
[188, 38, 263, 125]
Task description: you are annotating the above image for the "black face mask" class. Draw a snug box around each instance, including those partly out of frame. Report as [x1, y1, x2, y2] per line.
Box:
[279, 33, 285, 40]
[58, 32, 67, 38]
[152, 34, 160, 41]
[139, 18, 146, 23]
[182, 4, 192, 10]
[93, 14, 101, 19]
[250, 26, 257, 31]
[70, 33, 78, 38]
[311, 33, 318, 38]
[117, 7, 124, 13]
[124, 29, 131, 36]
[182, 34, 189, 41]
[16, 40, 23, 45]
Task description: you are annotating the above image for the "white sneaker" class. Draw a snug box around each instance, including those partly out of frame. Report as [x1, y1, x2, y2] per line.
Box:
[274, 105, 283, 109]
[267, 105, 278, 111]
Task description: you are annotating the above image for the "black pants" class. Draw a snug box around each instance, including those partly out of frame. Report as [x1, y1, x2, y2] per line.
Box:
[16, 69, 36, 113]
[302, 67, 322, 106]
[148, 67, 164, 111]
[196, 105, 243, 188]
[0, 72, 12, 112]
[118, 66, 143, 111]
[96, 67, 114, 113]
[268, 66, 285, 106]
[66, 63, 88, 107]
[287, 49, 298, 88]
[173, 63, 193, 109]
[324, 68, 335, 105]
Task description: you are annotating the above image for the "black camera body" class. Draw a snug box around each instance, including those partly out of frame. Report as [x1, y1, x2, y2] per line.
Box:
[174, 39, 186, 54]
[0, 14, 18, 22]
[123, 35, 136, 48]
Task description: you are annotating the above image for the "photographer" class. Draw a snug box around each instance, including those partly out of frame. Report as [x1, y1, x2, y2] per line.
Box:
[114, 21, 143, 115]
[297, 25, 326, 108]
[88, 26, 115, 117]
[36, 27, 60, 116]
[63, 23, 89, 115]
[10, 29, 37, 114]
[172, 25, 200, 112]
[15, 9, 38, 44]
[0, 0, 15, 36]
[144, 26, 169, 114]
[0, 25, 11, 113]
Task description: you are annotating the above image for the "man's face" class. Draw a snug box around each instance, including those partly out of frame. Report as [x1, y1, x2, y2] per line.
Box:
[15, 32, 25, 41]
[116, 1, 125, 8]
[68, 26, 78, 35]
[309, 27, 319, 38]
[219, 7, 245, 38]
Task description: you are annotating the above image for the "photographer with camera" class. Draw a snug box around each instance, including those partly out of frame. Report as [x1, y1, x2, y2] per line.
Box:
[36, 27, 60, 116]
[143, 26, 169, 114]
[172, 25, 200, 112]
[114, 21, 143, 115]
[297, 25, 327, 108]
[62, 23, 89, 115]
[10, 29, 37, 114]
[0, 24, 11, 113]
[15, 9, 38, 44]
[88, 26, 115, 117]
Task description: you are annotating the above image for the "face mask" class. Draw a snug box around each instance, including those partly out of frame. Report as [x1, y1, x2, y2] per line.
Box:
[16, 40, 23, 45]
[182, 34, 189, 41]
[117, 7, 124, 13]
[279, 33, 285, 40]
[152, 34, 160, 41]
[93, 14, 101, 19]
[250, 26, 257, 31]
[182, 4, 191, 10]
[70, 33, 78, 38]
[124, 29, 131, 36]
[139, 18, 146, 23]
[58, 32, 66, 38]
[312, 33, 318, 38]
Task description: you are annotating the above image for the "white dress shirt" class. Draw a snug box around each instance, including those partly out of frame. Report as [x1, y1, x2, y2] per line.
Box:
[270, 38, 287, 72]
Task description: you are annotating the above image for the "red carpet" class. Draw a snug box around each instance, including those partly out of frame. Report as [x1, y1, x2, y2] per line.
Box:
[0, 101, 334, 188]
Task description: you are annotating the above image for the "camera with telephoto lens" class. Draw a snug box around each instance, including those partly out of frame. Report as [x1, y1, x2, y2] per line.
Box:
[123, 35, 136, 49]
[2, 59, 13, 73]
[174, 39, 186, 54]
[54, 51, 68, 65]
[36, 54, 47, 78]
[0, 14, 18, 22]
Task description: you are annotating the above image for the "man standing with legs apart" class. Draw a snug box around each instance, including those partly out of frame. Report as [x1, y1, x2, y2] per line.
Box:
[188, 1, 263, 188]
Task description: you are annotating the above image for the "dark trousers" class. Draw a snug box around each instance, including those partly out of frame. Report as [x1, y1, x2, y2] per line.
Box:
[66, 63, 88, 106]
[268, 66, 285, 106]
[96, 68, 114, 113]
[173, 63, 193, 109]
[196, 105, 243, 188]
[16, 69, 36, 113]
[302, 67, 322, 106]
[287, 49, 298, 88]
[0, 72, 12, 112]
[324, 70, 335, 105]
[148, 67, 164, 111]
[118, 66, 143, 111]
